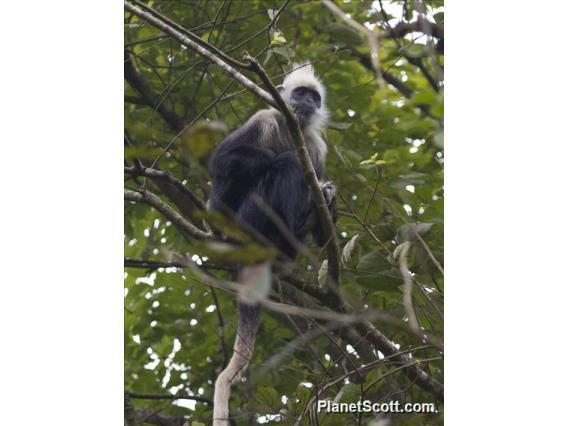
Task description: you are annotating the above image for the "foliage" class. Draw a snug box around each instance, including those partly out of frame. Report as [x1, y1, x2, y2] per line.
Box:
[125, 1, 444, 425]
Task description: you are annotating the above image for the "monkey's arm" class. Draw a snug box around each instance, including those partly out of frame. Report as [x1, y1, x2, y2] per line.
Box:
[208, 122, 275, 213]
[208, 122, 275, 181]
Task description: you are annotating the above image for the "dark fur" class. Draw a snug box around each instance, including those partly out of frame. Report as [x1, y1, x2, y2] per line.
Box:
[208, 112, 324, 259]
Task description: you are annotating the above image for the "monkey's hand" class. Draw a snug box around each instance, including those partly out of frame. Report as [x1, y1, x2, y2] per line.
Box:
[311, 180, 338, 246]
[320, 181, 338, 223]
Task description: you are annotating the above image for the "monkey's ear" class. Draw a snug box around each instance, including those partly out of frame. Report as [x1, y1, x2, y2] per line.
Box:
[276, 84, 285, 93]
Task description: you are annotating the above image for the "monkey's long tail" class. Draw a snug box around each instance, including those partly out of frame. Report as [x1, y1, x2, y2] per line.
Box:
[213, 302, 261, 426]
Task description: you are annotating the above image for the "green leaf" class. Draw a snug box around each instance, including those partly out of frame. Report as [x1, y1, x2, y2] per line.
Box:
[357, 250, 392, 272]
[271, 45, 294, 61]
[181, 120, 227, 160]
[396, 223, 433, 243]
[412, 90, 436, 105]
[405, 44, 428, 58]
[125, 146, 163, 160]
[271, 31, 287, 46]
[360, 153, 386, 168]
[318, 259, 328, 287]
[257, 386, 280, 407]
[328, 121, 353, 130]
[338, 383, 360, 403]
[356, 268, 402, 291]
[434, 130, 444, 148]
[341, 234, 360, 266]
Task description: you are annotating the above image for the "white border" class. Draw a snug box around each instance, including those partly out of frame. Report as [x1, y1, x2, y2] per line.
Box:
[0, 1, 123, 424]
[446, 1, 568, 424]
[1, 1, 567, 424]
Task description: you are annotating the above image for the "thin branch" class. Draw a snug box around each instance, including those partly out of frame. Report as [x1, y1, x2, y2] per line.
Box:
[210, 288, 230, 367]
[183, 255, 444, 400]
[124, 188, 212, 241]
[125, 166, 206, 211]
[322, 0, 386, 94]
[124, 95, 148, 105]
[131, 0, 249, 70]
[124, 259, 186, 270]
[124, 1, 277, 108]
[225, 0, 290, 57]
[378, 16, 443, 40]
[124, 391, 137, 426]
[356, 321, 443, 399]
[133, 409, 187, 426]
[275, 275, 444, 399]
[124, 49, 184, 132]
[127, 391, 212, 404]
[405, 55, 440, 92]
[296, 351, 437, 425]
[149, 78, 235, 169]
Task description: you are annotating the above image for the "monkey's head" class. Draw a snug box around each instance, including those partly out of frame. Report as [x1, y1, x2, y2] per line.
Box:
[278, 63, 329, 131]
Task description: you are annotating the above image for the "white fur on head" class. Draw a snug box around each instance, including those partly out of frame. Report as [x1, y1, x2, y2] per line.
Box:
[280, 62, 329, 131]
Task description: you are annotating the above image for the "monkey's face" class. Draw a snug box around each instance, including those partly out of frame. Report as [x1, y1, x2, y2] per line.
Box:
[290, 86, 322, 125]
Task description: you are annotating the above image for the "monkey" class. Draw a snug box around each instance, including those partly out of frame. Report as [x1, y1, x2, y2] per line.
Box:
[208, 63, 336, 426]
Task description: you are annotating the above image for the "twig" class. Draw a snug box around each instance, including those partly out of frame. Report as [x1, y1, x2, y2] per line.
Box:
[124, 1, 277, 108]
[356, 321, 443, 399]
[210, 287, 230, 367]
[150, 78, 235, 169]
[131, 0, 249, 70]
[127, 391, 212, 404]
[125, 166, 206, 211]
[124, 49, 184, 132]
[322, 0, 386, 94]
[124, 188, 212, 241]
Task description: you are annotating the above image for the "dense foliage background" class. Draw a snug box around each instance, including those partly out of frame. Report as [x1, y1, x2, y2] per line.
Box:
[124, 1, 444, 425]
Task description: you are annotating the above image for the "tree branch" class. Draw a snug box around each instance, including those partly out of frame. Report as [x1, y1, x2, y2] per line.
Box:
[131, 0, 249, 70]
[124, 258, 187, 270]
[277, 277, 443, 399]
[379, 16, 443, 40]
[125, 165, 206, 212]
[124, 50, 185, 132]
[124, 1, 277, 108]
[346, 45, 441, 123]
[133, 409, 187, 426]
[124, 390, 137, 426]
[125, 188, 212, 241]
[322, 1, 441, 123]
[127, 391, 212, 404]
[355, 321, 444, 400]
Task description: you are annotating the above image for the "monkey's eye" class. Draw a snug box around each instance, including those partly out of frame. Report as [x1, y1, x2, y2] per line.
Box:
[311, 91, 321, 104]
[293, 87, 307, 97]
